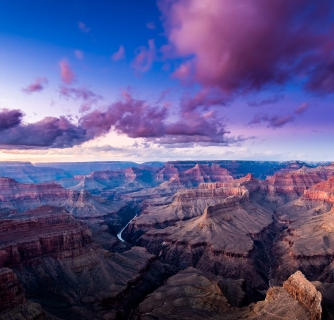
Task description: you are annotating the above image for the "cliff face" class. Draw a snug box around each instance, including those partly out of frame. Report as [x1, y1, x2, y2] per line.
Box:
[302, 176, 334, 204]
[0, 268, 25, 311]
[123, 175, 259, 243]
[263, 165, 334, 204]
[283, 271, 322, 320]
[0, 206, 92, 268]
[136, 193, 273, 291]
[268, 177, 334, 285]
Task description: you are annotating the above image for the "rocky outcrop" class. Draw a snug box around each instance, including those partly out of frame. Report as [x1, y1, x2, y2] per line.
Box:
[138, 268, 322, 320]
[138, 267, 240, 319]
[0, 268, 25, 311]
[283, 271, 322, 320]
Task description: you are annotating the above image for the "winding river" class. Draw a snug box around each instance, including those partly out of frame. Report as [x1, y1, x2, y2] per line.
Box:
[117, 214, 137, 242]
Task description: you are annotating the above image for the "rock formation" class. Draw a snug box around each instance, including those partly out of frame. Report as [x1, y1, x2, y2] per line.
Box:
[0, 267, 25, 311]
[138, 268, 322, 320]
[1, 160, 334, 319]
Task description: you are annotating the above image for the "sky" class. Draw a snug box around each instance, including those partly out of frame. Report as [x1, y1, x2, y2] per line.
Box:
[0, 0, 333, 162]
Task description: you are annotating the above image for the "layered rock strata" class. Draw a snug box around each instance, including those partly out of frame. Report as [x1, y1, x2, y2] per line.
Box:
[0, 206, 92, 267]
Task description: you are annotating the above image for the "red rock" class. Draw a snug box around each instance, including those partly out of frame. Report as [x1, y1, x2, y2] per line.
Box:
[0, 206, 92, 267]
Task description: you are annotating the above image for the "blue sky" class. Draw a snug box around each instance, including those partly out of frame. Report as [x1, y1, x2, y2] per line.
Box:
[0, 0, 333, 162]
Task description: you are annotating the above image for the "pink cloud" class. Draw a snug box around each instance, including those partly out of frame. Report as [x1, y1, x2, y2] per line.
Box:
[132, 39, 156, 72]
[78, 21, 90, 33]
[294, 102, 309, 114]
[111, 45, 125, 61]
[59, 85, 103, 113]
[22, 77, 48, 94]
[59, 60, 75, 85]
[0, 91, 236, 149]
[161, 0, 334, 94]
[74, 50, 84, 60]
[59, 86, 102, 101]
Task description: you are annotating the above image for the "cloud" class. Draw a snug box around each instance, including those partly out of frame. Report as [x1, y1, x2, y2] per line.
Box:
[248, 95, 284, 107]
[181, 88, 228, 112]
[146, 21, 156, 30]
[22, 77, 48, 94]
[294, 102, 309, 114]
[0, 114, 87, 149]
[0, 109, 23, 130]
[74, 50, 84, 60]
[249, 113, 295, 128]
[59, 85, 103, 113]
[0, 92, 235, 149]
[78, 21, 90, 33]
[111, 45, 125, 61]
[59, 60, 75, 84]
[59, 86, 102, 101]
[132, 39, 156, 72]
[160, 0, 334, 95]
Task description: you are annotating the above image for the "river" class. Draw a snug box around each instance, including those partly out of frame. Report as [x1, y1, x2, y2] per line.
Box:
[117, 214, 137, 242]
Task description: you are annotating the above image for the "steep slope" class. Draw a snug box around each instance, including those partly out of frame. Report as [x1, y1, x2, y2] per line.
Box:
[138, 194, 273, 291]
[123, 174, 260, 242]
[270, 176, 334, 284]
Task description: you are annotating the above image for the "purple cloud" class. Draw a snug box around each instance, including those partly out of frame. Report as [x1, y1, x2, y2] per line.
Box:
[0, 92, 234, 149]
[294, 102, 309, 114]
[132, 40, 156, 72]
[59, 60, 75, 85]
[161, 0, 334, 95]
[249, 113, 295, 128]
[248, 95, 284, 107]
[78, 21, 90, 33]
[111, 45, 125, 61]
[22, 77, 48, 94]
[0, 109, 23, 130]
[59, 85, 103, 114]
[59, 86, 102, 101]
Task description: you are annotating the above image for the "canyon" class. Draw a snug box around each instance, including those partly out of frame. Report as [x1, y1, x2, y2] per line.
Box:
[0, 160, 334, 319]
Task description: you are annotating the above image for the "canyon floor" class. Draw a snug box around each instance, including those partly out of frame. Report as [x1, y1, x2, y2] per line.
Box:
[0, 160, 334, 319]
